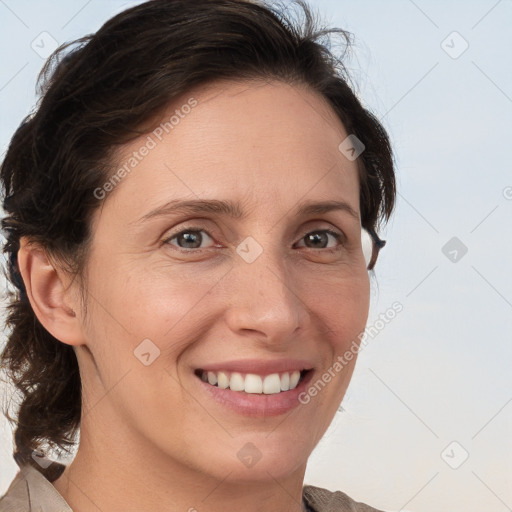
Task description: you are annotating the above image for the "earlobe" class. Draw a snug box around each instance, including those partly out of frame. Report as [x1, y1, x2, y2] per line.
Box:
[17, 237, 84, 347]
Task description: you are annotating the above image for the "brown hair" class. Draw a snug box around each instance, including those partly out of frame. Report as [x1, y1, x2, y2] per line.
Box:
[0, 0, 395, 479]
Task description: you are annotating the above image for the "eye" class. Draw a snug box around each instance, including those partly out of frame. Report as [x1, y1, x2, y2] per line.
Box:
[294, 229, 344, 251]
[164, 227, 216, 250]
[162, 226, 345, 253]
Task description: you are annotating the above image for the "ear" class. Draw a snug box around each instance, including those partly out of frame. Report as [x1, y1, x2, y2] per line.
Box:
[17, 236, 85, 347]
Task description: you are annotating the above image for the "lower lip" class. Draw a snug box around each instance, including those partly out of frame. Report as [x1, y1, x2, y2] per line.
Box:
[195, 370, 314, 417]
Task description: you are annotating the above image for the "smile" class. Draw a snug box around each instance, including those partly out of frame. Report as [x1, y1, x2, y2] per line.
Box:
[193, 359, 315, 416]
[195, 369, 310, 394]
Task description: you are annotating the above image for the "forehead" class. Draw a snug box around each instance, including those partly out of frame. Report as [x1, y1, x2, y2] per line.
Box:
[98, 79, 360, 224]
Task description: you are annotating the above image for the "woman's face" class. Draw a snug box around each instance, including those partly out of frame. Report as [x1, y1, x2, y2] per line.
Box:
[76, 79, 370, 482]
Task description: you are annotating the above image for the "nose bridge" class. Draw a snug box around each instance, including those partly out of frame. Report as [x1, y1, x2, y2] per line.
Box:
[225, 236, 304, 338]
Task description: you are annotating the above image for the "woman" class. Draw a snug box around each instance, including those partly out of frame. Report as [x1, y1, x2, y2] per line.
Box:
[0, 0, 395, 510]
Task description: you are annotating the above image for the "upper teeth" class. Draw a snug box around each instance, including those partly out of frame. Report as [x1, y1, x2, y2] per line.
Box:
[200, 370, 302, 394]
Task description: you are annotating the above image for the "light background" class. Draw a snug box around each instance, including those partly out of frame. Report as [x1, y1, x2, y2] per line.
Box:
[0, 1, 511, 511]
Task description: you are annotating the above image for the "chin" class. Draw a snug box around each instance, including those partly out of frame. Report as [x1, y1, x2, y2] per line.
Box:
[215, 433, 312, 482]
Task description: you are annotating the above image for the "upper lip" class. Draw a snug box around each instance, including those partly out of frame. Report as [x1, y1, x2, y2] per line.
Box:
[195, 358, 314, 376]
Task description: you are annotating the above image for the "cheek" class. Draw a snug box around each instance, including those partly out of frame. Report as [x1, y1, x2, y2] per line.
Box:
[306, 269, 370, 348]
[78, 265, 209, 425]
[90, 263, 221, 345]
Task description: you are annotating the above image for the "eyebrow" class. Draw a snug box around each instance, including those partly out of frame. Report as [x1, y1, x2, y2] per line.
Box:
[135, 198, 359, 224]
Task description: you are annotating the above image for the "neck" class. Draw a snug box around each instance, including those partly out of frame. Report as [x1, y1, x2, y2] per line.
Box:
[52, 417, 308, 512]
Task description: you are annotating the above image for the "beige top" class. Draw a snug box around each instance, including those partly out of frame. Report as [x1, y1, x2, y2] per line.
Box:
[0, 462, 384, 512]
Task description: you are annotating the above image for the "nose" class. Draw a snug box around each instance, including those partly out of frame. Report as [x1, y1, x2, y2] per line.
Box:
[223, 246, 306, 347]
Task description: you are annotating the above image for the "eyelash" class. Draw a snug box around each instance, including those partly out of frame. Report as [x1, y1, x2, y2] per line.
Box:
[162, 225, 345, 253]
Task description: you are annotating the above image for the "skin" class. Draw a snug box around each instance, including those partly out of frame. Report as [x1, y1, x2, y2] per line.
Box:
[19, 79, 370, 512]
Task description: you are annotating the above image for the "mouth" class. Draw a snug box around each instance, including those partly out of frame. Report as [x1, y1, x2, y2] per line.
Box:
[194, 368, 312, 394]
[192, 359, 316, 417]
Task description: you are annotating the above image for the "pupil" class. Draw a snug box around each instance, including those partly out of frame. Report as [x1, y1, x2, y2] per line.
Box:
[306, 232, 326, 248]
[180, 231, 201, 248]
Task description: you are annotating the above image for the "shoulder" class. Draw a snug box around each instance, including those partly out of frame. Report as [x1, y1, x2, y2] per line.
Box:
[0, 467, 29, 512]
[0, 461, 70, 512]
[303, 484, 385, 512]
